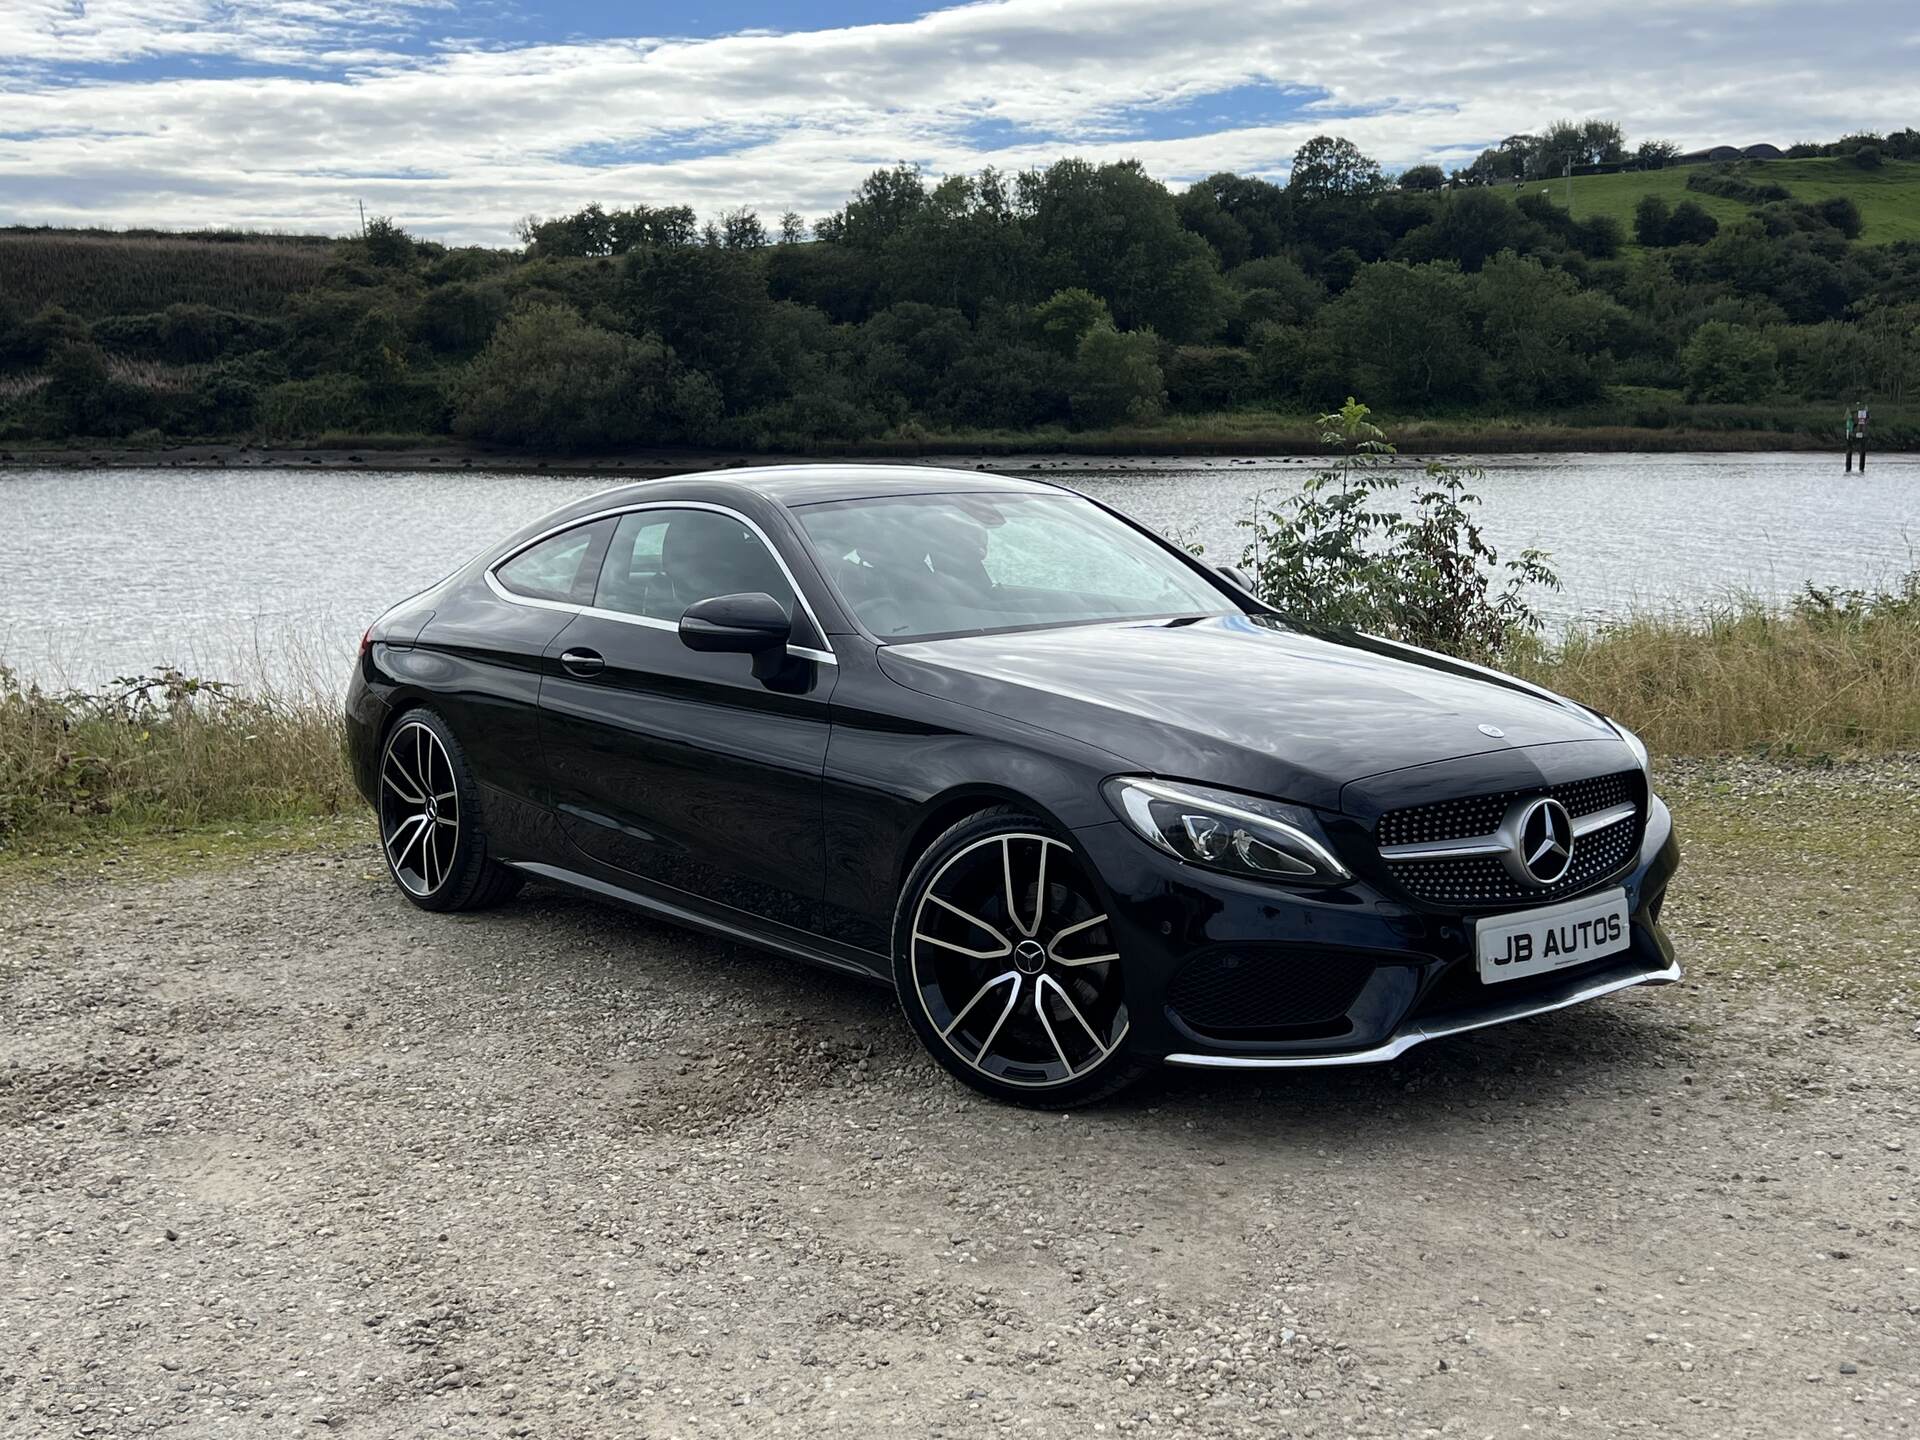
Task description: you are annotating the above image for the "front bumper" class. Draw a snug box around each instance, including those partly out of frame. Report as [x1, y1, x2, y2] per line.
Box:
[1072, 794, 1681, 1069]
[1163, 954, 1680, 1069]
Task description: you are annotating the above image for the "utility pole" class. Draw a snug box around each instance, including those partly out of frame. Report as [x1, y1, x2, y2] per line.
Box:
[357, 199, 366, 237]
[1564, 159, 1573, 217]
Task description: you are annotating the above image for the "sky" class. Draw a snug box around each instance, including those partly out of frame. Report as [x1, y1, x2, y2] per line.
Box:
[2, 1, 1917, 245]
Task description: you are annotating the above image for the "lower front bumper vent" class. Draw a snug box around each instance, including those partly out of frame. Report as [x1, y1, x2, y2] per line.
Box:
[1165, 948, 1372, 1042]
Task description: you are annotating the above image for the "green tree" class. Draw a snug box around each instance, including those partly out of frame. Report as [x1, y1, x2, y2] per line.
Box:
[1398, 164, 1445, 192]
[1633, 194, 1672, 247]
[1472, 252, 1619, 405]
[1313, 261, 1484, 406]
[454, 303, 671, 450]
[1069, 325, 1164, 427]
[1681, 321, 1778, 402]
[1663, 200, 1720, 246]
[360, 217, 416, 268]
[1033, 287, 1112, 356]
[1288, 136, 1384, 200]
[1634, 139, 1681, 169]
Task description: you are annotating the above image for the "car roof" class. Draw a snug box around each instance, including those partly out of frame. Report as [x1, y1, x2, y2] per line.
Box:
[580, 463, 1064, 512]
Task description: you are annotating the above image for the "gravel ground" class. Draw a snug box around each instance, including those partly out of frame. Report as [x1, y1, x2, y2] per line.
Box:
[3, 760, 1916, 1438]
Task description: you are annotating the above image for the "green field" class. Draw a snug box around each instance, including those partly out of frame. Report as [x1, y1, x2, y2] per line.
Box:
[1501, 156, 1920, 246]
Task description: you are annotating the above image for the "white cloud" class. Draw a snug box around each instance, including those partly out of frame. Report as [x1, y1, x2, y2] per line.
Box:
[1, 0, 1915, 243]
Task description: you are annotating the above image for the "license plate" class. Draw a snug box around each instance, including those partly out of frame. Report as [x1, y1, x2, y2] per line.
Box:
[1476, 888, 1630, 984]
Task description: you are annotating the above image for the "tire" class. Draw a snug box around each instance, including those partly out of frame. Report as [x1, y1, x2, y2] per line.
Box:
[375, 707, 525, 913]
[893, 806, 1147, 1108]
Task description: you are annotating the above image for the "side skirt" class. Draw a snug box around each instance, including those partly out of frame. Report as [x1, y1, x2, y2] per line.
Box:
[504, 860, 892, 986]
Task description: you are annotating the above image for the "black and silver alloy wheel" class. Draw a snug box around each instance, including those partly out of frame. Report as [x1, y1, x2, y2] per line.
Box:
[380, 719, 460, 897]
[375, 707, 524, 913]
[898, 811, 1141, 1105]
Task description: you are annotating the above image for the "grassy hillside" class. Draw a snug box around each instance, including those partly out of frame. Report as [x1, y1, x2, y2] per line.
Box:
[1503, 156, 1920, 246]
[0, 230, 333, 317]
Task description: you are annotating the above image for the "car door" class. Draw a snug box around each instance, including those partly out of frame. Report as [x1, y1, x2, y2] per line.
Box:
[403, 517, 613, 849]
[537, 503, 838, 933]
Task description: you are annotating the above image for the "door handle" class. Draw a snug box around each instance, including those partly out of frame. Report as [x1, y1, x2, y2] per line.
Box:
[559, 648, 605, 678]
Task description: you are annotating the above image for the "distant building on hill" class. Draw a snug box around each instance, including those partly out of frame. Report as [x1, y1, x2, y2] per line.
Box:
[1673, 143, 1783, 166]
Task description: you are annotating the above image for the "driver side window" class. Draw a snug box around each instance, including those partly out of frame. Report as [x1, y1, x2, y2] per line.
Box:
[592, 508, 795, 624]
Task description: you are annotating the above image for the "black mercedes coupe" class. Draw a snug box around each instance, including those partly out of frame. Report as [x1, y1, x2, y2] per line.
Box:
[345, 465, 1680, 1105]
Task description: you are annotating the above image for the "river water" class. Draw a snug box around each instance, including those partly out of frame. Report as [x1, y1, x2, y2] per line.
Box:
[1, 452, 1914, 689]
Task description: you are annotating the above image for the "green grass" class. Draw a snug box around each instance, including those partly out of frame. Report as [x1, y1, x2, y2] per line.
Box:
[1499, 156, 1920, 246]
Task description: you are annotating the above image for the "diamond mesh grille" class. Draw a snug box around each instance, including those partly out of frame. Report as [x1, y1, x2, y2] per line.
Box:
[1377, 770, 1640, 910]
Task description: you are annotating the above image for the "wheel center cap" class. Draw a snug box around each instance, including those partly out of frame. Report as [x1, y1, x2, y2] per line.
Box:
[1013, 939, 1047, 975]
[424, 798, 438, 821]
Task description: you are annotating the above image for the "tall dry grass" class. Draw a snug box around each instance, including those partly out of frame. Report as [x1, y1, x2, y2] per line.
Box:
[0, 664, 352, 846]
[0, 232, 331, 318]
[1519, 577, 1920, 756]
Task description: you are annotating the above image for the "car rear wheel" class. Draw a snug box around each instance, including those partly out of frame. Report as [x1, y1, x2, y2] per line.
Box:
[894, 807, 1145, 1107]
[377, 708, 524, 912]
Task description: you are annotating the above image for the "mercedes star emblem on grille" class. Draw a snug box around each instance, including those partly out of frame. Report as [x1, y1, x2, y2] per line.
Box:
[1507, 797, 1574, 886]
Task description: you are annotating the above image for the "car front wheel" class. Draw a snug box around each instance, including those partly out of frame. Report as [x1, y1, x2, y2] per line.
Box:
[894, 807, 1145, 1107]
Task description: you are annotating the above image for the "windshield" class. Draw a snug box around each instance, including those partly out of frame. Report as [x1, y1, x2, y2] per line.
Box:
[794, 491, 1231, 642]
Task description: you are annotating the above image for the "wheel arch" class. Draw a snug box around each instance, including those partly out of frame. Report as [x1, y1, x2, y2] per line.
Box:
[894, 783, 1077, 891]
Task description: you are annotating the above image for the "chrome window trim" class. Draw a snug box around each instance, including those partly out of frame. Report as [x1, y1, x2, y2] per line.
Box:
[1378, 801, 1636, 861]
[486, 499, 837, 665]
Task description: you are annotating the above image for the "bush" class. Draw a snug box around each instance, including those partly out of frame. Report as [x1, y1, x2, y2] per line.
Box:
[1633, 194, 1672, 247]
[89, 303, 280, 364]
[1687, 168, 1790, 204]
[1681, 321, 1778, 402]
[258, 373, 369, 438]
[1034, 288, 1112, 357]
[1662, 200, 1720, 246]
[1854, 145, 1883, 170]
[0, 665, 349, 843]
[1068, 325, 1164, 427]
[1238, 399, 1558, 662]
[415, 281, 508, 354]
[453, 303, 674, 451]
[1165, 346, 1255, 411]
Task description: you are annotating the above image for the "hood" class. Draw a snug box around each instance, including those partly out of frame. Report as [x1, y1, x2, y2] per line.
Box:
[877, 612, 1620, 813]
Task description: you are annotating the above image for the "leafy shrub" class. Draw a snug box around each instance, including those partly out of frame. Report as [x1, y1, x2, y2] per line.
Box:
[1681, 321, 1778, 402]
[89, 303, 280, 363]
[1033, 288, 1112, 357]
[1238, 399, 1558, 661]
[415, 281, 509, 354]
[1687, 168, 1790, 204]
[258, 373, 369, 438]
[453, 303, 673, 451]
[1068, 325, 1164, 427]
[1165, 345, 1255, 411]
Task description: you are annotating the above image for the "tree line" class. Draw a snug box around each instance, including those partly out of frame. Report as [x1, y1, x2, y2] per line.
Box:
[2, 124, 1918, 452]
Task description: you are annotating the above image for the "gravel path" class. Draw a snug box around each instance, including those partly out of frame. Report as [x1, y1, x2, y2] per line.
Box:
[3, 762, 1916, 1438]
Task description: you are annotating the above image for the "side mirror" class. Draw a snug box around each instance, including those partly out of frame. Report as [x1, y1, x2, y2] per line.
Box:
[1217, 565, 1255, 593]
[679, 592, 792, 654]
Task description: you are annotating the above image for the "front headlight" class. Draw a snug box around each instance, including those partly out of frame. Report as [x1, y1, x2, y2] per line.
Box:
[1608, 719, 1651, 777]
[1102, 777, 1351, 885]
